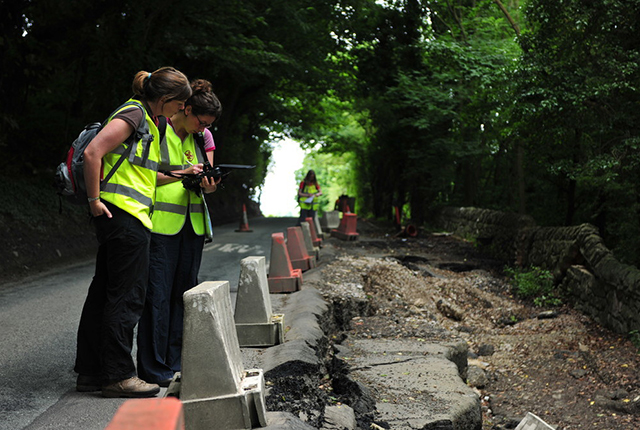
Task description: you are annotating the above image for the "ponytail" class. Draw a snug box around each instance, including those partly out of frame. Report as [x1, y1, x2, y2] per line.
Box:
[132, 67, 192, 103]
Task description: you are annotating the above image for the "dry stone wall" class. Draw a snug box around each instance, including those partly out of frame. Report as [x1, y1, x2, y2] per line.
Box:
[436, 207, 640, 335]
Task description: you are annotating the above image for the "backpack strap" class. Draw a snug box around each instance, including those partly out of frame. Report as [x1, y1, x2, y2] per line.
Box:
[100, 143, 134, 188]
[99, 102, 146, 188]
[99, 103, 169, 191]
[141, 115, 167, 161]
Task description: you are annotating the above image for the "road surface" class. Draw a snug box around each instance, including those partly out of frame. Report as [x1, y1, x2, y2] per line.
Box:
[0, 216, 297, 430]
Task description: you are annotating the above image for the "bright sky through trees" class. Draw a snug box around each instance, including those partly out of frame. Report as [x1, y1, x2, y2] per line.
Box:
[260, 139, 307, 217]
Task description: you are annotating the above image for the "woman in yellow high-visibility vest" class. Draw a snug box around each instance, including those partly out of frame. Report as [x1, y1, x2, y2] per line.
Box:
[75, 67, 191, 399]
[137, 79, 222, 387]
[298, 169, 322, 225]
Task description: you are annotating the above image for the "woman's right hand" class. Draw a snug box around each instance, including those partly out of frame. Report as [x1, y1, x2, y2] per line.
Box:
[89, 200, 112, 218]
[185, 163, 204, 175]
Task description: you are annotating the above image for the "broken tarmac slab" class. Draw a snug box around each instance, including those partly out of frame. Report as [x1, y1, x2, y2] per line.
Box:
[239, 279, 481, 429]
[336, 338, 481, 430]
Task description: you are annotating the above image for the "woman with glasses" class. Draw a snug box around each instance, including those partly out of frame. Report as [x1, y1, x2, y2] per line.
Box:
[136, 79, 222, 387]
[75, 67, 192, 398]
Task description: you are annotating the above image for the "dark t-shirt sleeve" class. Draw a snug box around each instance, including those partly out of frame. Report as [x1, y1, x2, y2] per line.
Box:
[112, 107, 144, 131]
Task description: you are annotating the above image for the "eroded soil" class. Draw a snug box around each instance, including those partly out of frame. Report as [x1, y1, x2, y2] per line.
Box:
[6, 212, 640, 429]
[317, 221, 640, 429]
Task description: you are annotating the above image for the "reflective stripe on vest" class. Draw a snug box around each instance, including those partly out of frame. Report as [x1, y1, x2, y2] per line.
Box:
[153, 201, 203, 215]
[100, 99, 160, 230]
[152, 128, 206, 236]
[299, 184, 319, 210]
[158, 132, 182, 171]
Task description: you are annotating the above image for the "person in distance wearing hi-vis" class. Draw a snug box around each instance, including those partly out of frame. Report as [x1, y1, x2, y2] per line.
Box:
[297, 169, 322, 225]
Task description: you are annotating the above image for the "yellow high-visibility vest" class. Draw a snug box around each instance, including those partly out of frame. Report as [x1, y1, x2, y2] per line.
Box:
[151, 127, 206, 236]
[299, 183, 320, 210]
[100, 99, 160, 230]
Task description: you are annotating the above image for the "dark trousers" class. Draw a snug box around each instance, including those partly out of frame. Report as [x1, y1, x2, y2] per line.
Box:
[298, 208, 316, 226]
[74, 201, 150, 382]
[136, 221, 204, 383]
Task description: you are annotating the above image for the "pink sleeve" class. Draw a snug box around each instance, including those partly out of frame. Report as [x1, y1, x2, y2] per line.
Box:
[204, 128, 215, 151]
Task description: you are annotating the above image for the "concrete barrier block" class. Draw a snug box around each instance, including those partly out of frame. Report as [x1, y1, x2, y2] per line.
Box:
[320, 211, 341, 230]
[180, 281, 267, 429]
[235, 257, 272, 324]
[182, 369, 267, 430]
[236, 314, 285, 348]
[286, 227, 313, 271]
[182, 281, 244, 399]
[313, 215, 324, 239]
[300, 222, 319, 262]
[235, 256, 285, 347]
[105, 398, 184, 430]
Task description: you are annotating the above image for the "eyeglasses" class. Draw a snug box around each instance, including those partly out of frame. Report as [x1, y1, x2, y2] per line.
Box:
[194, 113, 214, 129]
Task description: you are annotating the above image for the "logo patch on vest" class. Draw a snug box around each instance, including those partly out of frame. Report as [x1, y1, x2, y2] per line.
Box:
[185, 150, 195, 163]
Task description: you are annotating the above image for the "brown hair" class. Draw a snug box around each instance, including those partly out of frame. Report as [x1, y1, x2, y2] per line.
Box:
[132, 67, 192, 103]
[188, 79, 222, 120]
[304, 170, 318, 187]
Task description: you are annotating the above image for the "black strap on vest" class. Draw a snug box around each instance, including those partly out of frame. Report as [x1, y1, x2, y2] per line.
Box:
[192, 132, 214, 243]
[193, 132, 212, 171]
[158, 116, 167, 142]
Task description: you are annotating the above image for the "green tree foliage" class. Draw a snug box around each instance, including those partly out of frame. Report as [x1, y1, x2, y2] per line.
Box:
[0, 0, 359, 204]
[507, 0, 640, 262]
[6, 0, 640, 265]
[310, 0, 521, 222]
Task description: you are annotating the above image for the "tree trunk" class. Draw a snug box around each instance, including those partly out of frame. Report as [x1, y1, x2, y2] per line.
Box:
[516, 140, 526, 215]
[463, 158, 480, 206]
[493, 0, 520, 36]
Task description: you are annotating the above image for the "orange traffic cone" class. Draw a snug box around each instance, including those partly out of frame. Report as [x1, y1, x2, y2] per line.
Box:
[286, 226, 314, 271]
[267, 232, 302, 293]
[305, 217, 322, 247]
[235, 204, 253, 232]
[330, 212, 359, 241]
